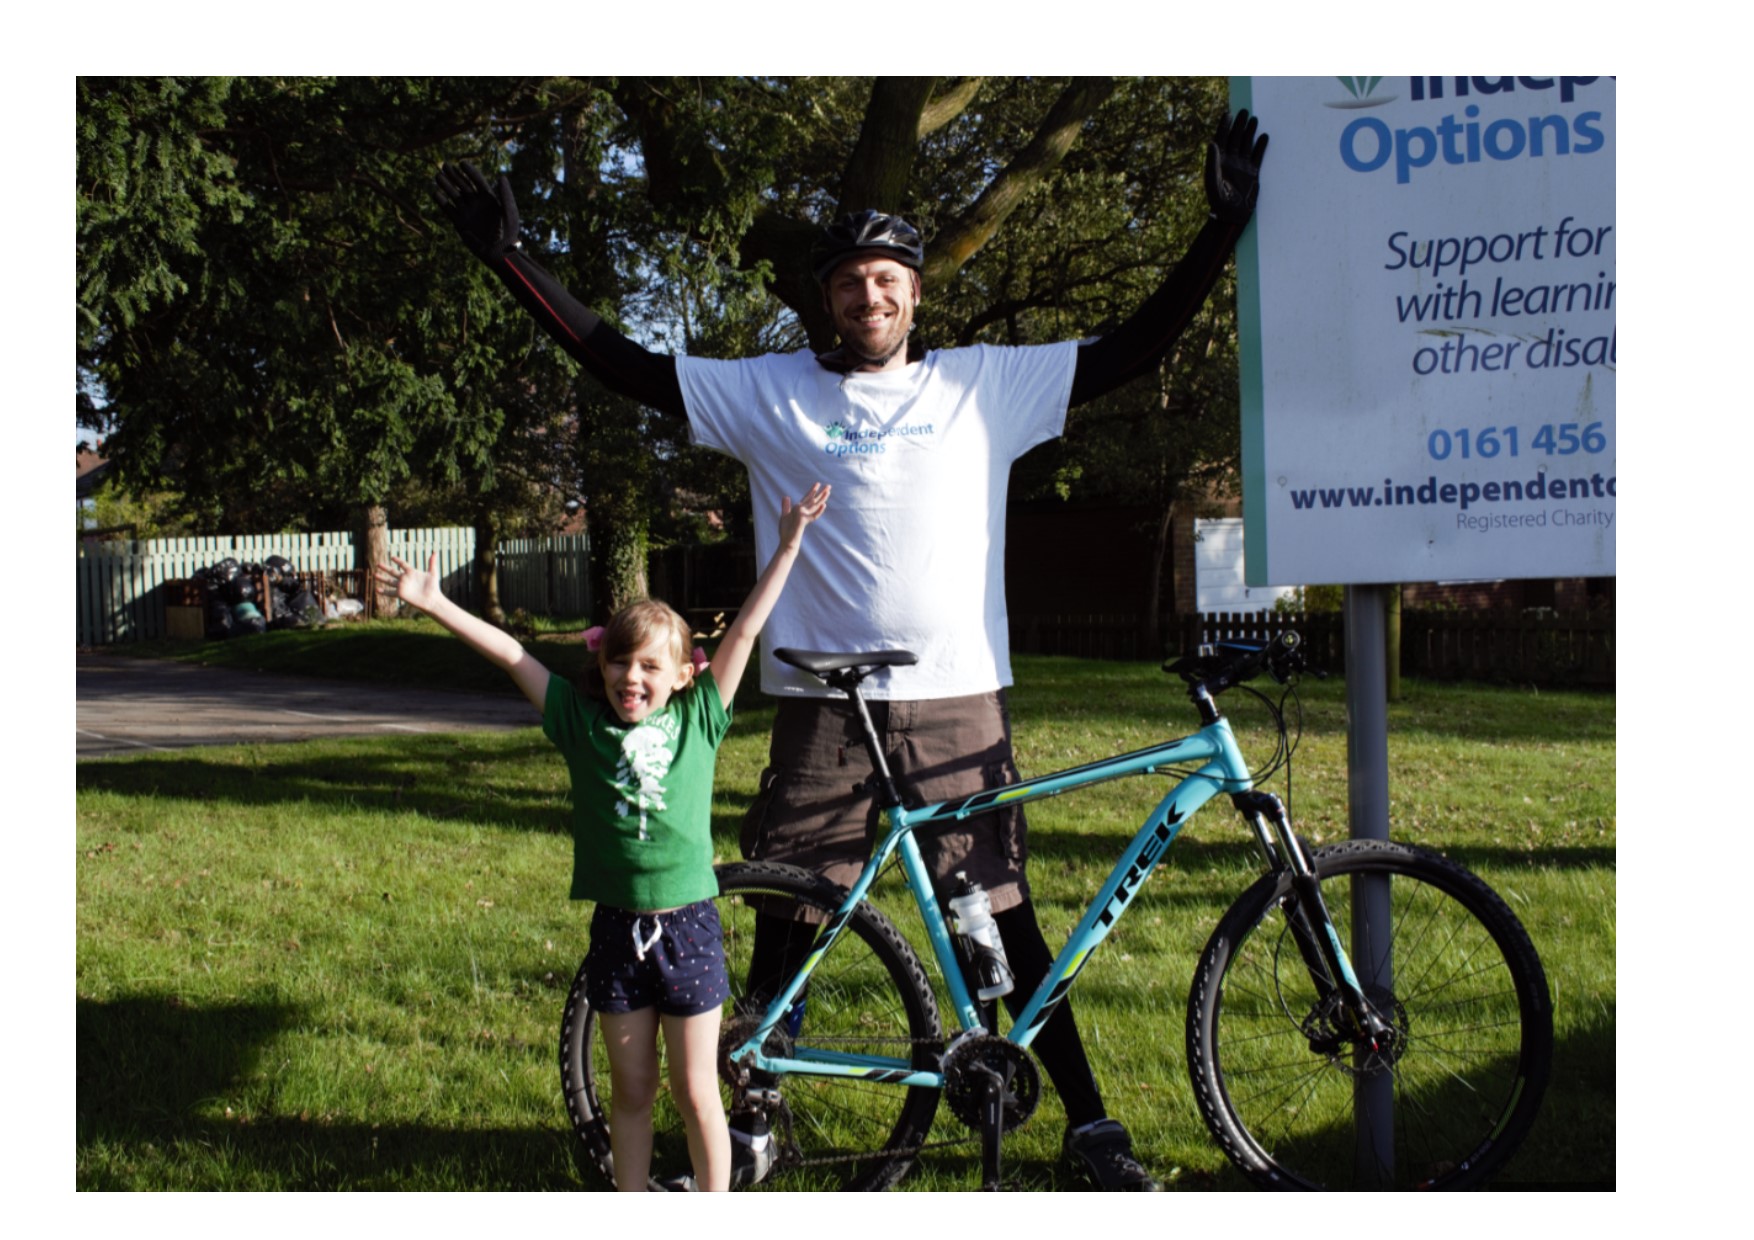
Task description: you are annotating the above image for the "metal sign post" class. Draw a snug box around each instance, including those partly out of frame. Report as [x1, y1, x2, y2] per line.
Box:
[1344, 584, 1394, 1183]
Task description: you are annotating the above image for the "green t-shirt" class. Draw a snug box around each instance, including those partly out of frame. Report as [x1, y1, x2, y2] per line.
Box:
[542, 670, 731, 910]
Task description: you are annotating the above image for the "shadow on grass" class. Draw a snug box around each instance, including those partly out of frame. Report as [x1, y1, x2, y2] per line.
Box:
[75, 735, 572, 837]
[1069, 994, 1613, 1191]
[1491, 999, 1615, 1190]
[76, 994, 600, 1190]
[1006, 659, 1615, 749]
[139, 626, 591, 698]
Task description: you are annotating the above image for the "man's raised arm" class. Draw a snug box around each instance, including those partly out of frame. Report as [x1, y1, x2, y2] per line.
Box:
[431, 162, 687, 419]
[1069, 109, 1268, 408]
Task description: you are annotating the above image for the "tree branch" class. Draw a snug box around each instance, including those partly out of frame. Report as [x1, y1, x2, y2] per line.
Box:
[611, 78, 726, 213]
[917, 78, 983, 139]
[925, 77, 1116, 285]
[739, 212, 824, 328]
[836, 77, 937, 212]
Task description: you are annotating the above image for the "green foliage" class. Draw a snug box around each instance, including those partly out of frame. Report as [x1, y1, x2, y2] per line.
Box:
[1275, 584, 1344, 614]
[78, 77, 587, 539]
[81, 476, 196, 539]
[76, 78, 250, 357]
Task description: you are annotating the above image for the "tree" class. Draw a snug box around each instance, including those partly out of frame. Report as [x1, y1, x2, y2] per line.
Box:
[611, 77, 1133, 351]
[78, 76, 594, 608]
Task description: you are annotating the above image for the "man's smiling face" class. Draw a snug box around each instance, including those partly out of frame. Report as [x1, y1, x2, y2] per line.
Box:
[824, 255, 919, 371]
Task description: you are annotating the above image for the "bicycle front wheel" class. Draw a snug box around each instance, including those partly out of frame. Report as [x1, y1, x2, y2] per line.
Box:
[1186, 839, 1552, 1190]
[560, 861, 943, 1191]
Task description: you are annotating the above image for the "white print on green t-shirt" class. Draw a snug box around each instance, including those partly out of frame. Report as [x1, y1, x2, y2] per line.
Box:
[613, 714, 680, 840]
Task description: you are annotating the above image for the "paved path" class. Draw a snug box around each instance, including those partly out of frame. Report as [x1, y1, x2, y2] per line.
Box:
[77, 651, 541, 760]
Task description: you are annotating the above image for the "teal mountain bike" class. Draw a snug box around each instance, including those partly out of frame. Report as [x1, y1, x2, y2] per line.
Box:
[561, 634, 1552, 1190]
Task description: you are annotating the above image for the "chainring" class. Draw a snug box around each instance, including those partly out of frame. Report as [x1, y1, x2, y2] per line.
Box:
[941, 1034, 1041, 1132]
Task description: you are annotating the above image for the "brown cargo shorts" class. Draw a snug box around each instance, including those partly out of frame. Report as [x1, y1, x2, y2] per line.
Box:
[740, 690, 1030, 914]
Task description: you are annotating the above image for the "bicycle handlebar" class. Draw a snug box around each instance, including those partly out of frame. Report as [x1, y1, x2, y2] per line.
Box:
[1164, 631, 1306, 699]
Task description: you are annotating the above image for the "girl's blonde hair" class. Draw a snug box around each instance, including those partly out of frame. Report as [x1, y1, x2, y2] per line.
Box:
[582, 599, 694, 698]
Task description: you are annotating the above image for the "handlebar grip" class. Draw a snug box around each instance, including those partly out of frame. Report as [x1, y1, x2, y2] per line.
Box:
[1262, 630, 1302, 681]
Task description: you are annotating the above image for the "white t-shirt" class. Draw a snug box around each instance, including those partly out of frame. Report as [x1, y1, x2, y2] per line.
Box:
[679, 342, 1077, 700]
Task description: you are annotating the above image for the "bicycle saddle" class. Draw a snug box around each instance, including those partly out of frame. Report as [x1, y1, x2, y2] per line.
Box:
[773, 648, 918, 676]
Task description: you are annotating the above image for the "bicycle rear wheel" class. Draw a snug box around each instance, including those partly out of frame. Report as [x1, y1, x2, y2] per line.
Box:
[1186, 839, 1552, 1190]
[560, 861, 943, 1190]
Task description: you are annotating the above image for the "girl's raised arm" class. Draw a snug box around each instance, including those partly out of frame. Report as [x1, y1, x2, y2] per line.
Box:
[709, 483, 830, 705]
[374, 553, 552, 711]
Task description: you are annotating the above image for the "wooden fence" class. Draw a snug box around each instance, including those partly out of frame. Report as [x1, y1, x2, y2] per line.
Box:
[1400, 608, 1613, 686]
[1012, 608, 1612, 688]
[499, 534, 592, 618]
[76, 528, 590, 646]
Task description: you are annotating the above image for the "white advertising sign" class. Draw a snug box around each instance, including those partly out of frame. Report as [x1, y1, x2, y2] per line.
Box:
[1233, 76, 1616, 586]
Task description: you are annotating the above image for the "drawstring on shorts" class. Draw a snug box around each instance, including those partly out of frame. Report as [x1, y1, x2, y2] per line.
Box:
[632, 914, 664, 961]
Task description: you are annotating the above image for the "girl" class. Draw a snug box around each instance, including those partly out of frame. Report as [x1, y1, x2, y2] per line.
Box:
[375, 483, 830, 1192]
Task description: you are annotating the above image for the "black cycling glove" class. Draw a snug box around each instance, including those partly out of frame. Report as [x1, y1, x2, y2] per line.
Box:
[1205, 108, 1269, 225]
[432, 161, 522, 264]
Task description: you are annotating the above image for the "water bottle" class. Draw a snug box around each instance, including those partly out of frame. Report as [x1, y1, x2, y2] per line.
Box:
[947, 873, 1014, 1000]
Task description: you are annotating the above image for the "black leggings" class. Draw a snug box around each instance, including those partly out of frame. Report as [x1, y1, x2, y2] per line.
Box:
[746, 898, 1107, 1128]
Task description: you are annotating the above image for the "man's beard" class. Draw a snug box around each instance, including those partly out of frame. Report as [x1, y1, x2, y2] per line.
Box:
[844, 325, 911, 368]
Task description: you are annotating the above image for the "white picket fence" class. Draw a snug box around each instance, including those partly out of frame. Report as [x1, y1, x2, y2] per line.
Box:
[76, 527, 591, 646]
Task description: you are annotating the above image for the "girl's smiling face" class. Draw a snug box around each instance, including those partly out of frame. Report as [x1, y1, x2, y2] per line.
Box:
[600, 633, 692, 724]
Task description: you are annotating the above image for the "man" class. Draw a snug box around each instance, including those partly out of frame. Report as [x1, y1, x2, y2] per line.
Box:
[434, 106, 1266, 1189]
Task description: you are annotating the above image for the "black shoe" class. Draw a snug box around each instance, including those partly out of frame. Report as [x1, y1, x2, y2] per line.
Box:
[1063, 1119, 1163, 1191]
[650, 1173, 698, 1191]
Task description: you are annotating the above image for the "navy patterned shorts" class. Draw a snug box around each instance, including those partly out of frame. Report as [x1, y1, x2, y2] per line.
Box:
[585, 899, 730, 1017]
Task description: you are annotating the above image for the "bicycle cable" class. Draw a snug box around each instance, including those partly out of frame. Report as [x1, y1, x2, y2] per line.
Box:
[1219, 675, 1305, 828]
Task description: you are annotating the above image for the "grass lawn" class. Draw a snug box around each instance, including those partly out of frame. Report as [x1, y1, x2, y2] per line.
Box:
[77, 625, 1614, 1191]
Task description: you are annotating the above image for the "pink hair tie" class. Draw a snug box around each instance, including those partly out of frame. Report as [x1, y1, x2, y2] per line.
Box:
[692, 647, 710, 674]
[582, 626, 605, 652]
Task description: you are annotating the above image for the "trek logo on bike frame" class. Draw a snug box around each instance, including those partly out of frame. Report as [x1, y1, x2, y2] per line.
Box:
[1019, 807, 1186, 1037]
[1096, 807, 1183, 929]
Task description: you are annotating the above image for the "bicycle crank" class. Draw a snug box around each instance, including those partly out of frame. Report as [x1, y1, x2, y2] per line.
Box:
[942, 1034, 1041, 1132]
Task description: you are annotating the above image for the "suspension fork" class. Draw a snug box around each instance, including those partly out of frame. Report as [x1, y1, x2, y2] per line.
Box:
[1231, 791, 1394, 1049]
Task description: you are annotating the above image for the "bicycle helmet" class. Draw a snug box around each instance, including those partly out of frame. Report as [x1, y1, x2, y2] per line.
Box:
[811, 210, 925, 284]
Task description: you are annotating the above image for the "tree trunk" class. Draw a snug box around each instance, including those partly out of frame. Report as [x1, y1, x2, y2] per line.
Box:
[355, 503, 392, 617]
[589, 508, 652, 617]
[577, 389, 652, 619]
[472, 508, 506, 627]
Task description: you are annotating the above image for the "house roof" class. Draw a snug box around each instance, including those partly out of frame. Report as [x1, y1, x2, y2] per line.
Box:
[76, 447, 110, 499]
